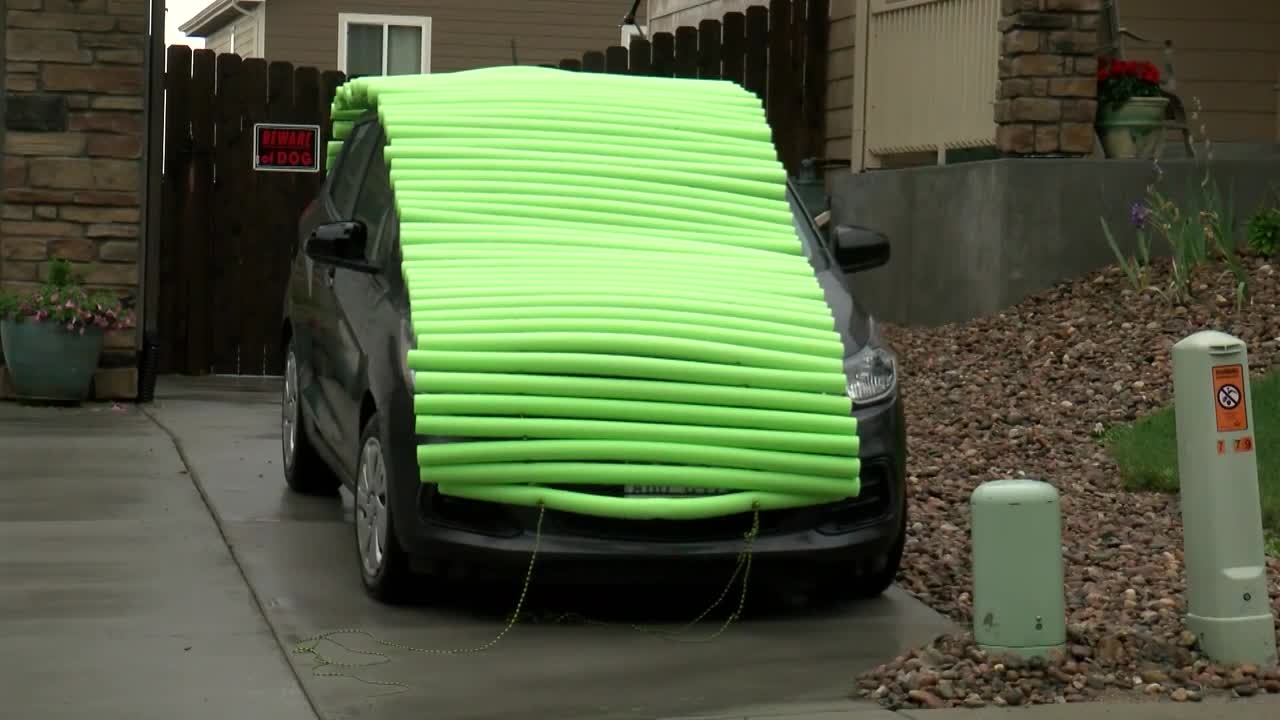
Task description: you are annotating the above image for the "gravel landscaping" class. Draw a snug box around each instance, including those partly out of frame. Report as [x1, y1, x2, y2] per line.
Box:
[855, 254, 1280, 709]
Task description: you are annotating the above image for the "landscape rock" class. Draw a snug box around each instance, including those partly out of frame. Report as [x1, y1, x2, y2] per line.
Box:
[854, 256, 1280, 709]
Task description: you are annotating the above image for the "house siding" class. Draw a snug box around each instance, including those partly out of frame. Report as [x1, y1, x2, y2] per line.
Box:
[265, 0, 644, 74]
[648, 0, 854, 163]
[1120, 0, 1280, 144]
[204, 6, 264, 58]
[206, 24, 234, 55]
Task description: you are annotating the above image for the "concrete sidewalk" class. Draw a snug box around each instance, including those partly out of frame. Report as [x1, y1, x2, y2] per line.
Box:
[0, 402, 315, 720]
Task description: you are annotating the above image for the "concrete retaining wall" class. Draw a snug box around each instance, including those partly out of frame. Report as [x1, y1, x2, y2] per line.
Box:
[829, 157, 1280, 327]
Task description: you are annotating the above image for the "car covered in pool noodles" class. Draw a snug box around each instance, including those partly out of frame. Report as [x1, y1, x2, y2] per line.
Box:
[279, 66, 906, 603]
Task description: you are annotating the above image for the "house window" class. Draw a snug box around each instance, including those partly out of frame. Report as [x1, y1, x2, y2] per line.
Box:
[338, 13, 432, 78]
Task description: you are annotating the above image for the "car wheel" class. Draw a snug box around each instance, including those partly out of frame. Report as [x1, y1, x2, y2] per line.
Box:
[354, 411, 413, 603]
[282, 342, 341, 496]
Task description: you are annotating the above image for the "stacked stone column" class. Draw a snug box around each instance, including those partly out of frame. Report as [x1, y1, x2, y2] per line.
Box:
[2, 0, 147, 395]
[994, 0, 1101, 157]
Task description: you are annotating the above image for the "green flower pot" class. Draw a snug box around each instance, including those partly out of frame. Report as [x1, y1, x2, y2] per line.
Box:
[0, 319, 104, 403]
[1096, 96, 1170, 159]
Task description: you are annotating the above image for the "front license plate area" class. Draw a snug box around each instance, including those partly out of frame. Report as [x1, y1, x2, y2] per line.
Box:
[623, 485, 733, 497]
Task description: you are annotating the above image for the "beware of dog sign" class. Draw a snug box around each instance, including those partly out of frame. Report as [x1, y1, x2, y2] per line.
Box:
[253, 123, 321, 173]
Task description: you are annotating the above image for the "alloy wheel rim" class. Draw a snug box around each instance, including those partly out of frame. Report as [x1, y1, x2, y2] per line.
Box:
[282, 353, 299, 471]
[356, 437, 389, 577]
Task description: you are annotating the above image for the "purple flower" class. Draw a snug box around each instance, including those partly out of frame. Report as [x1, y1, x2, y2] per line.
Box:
[1130, 202, 1150, 230]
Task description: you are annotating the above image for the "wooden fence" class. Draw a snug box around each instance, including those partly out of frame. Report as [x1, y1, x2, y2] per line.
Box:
[549, 0, 829, 175]
[157, 46, 344, 376]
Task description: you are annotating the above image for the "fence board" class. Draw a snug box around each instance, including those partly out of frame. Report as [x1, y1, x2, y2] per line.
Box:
[768, 0, 794, 171]
[786, 0, 807, 169]
[629, 37, 652, 75]
[674, 26, 699, 79]
[698, 20, 722, 80]
[293, 66, 322, 238]
[208, 53, 245, 375]
[319, 71, 345, 174]
[605, 46, 629, 74]
[157, 47, 344, 377]
[158, 46, 191, 374]
[803, 0, 830, 163]
[250, 60, 292, 376]
[721, 12, 746, 86]
[582, 50, 605, 72]
[651, 32, 675, 77]
[744, 6, 769, 101]
[184, 50, 217, 375]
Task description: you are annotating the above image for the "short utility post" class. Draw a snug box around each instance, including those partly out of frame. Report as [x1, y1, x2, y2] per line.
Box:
[1172, 331, 1278, 667]
[971, 479, 1067, 658]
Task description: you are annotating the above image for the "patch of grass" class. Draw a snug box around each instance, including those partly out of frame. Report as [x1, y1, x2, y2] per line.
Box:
[1107, 371, 1280, 547]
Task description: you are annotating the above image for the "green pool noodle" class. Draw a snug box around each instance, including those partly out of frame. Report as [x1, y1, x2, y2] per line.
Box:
[399, 229, 804, 263]
[407, 294, 833, 331]
[412, 333, 839, 373]
[420, 440, 857, 478]
[399, 245, 814, 275]
[434, 485, 835, 521]
[391, 161, 782, 201]
[406, 351, 844, 394]
[412, 373, 852, 415]
[330, 66, 862, 520]
[414, 394, 855, 435]
[416, 271, 823, 299]
[408, 284, 830, 316]
[425, 463, 854, 498]
[412, 319, 839, 355]
[412, 306, 837, 343]
[413, 416, 855, 457]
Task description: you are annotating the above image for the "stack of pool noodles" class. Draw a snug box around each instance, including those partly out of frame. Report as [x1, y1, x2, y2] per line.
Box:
[327, 66, 860, 520]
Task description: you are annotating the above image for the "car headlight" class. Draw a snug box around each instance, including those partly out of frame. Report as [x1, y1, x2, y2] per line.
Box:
[399, 315, 416, 391]
[844, 321, 897, 406]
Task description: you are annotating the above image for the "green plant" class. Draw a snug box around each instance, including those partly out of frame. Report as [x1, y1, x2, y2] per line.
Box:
[1101, 213, 1150, 292]
[1099, 99, 1249, 309]
[0, 259, 133, 334]
[1247, 206, 1280, 257]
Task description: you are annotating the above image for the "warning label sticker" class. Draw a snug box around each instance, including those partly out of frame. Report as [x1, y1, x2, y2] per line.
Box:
[1212, 364, 1248, 433]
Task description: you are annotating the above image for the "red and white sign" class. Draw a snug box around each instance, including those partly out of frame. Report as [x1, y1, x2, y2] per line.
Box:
[253, 123, 321, 173]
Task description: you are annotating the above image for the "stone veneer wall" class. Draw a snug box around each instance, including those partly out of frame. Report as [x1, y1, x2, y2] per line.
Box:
[1, 0, 147, 398]
[994, 0, 1101, 157]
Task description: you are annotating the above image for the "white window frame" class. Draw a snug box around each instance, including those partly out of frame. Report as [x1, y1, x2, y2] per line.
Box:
[337, 13, 433, 76]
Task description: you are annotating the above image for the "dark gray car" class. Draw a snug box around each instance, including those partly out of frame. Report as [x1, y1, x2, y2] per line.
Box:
[280, 114, 908, 603]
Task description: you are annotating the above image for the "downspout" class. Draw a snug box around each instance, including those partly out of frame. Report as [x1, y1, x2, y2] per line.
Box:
[0, 0, 7, 355]
[139, 0, 166, 397]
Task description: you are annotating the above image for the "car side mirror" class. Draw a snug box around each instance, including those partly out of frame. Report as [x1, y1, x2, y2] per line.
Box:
[831, 224, 890, 274]
[305, 221, 375, 272]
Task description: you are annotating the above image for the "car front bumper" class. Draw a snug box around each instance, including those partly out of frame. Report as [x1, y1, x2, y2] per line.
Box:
[391, 392, 908, 584]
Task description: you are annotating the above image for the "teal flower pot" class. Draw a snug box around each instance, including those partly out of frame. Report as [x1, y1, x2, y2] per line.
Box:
[1096, 96, 1170, 159]
[0, 319, 104, 403]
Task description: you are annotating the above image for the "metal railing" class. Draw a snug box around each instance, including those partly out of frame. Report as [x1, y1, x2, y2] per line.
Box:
[854, 0, 1000, 169]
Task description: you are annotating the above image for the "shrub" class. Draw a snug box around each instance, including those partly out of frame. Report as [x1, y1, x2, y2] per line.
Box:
[1247, 206, 1280, 257]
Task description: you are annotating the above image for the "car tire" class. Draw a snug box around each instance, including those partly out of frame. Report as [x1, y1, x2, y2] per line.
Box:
[354, 411, 414, 604]
[282, 342, 341, 496]
[816, 505, 908, 603]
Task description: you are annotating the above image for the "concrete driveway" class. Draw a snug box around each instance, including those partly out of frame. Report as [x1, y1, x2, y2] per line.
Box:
[144, 376, 955, 720]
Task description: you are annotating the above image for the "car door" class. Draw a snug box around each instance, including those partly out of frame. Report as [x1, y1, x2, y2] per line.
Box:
[320, 126, 399, 474]
[306, 120, 382, 457]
